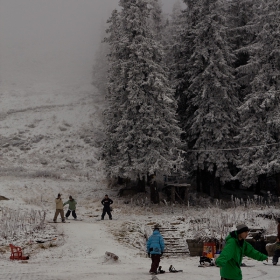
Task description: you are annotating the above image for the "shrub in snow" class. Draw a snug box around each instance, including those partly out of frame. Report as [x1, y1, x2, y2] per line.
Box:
[0, 207, 56, 247]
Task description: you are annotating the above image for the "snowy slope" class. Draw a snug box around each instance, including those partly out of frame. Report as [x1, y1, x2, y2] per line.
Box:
[0, 81, 279, 279]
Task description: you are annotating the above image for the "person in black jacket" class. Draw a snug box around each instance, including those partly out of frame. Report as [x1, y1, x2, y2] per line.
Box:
[101, 194, 113, 220]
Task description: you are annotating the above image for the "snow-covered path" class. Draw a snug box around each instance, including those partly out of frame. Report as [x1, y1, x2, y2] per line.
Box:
[0, 81, 280, 279]
[1, 217, 279, 280]
[0, 218, 149, 280]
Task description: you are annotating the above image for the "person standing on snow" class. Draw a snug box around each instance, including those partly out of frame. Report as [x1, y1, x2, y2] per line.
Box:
[53, 193, 65, 223]
[272, 238, 280, 265]
[63, 195, 77, 220]
[216, 224, 268, 280]
[146, 226, 165, 275]
[101, 194, 113, 220]
[270, 218, 280, 265]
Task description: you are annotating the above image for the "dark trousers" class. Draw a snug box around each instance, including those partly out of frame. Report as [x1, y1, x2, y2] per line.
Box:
[150, 254, 161, 273]
[273, 249, 280, 263]
[101, 208, 112, 219]
[66, 210, 77, 219]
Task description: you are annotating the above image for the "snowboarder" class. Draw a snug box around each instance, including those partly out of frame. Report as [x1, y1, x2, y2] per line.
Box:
[63, 195, 77, 220]
[216, 224, 268, 280]
[53, 193, 65, 223]
[101, 194, 113, 220]
[146, 226, 165, 275]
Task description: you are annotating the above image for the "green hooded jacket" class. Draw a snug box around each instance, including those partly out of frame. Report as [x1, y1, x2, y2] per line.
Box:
[216, 231, 267, 280]
[63, 199, 77, 210]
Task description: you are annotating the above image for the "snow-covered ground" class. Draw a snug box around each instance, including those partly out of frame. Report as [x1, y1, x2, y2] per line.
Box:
[0, 81, 280, 279]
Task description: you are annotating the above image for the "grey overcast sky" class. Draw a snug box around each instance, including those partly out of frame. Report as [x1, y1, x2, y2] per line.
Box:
[0, 0, 183, 85]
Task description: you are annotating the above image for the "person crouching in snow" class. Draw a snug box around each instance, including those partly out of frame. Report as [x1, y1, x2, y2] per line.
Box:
[216, 224, 268, 280]
[146, 226, 165, 275]
[63, 195, 77, 220]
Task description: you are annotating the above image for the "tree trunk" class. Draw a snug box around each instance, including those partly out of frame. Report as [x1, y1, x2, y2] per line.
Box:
[150, 181, 159, 204]
[196, 168, 201, 192]
[213, 176, 221, 199]
[255, 174, 266, 195]
[210, 164, 220, 199]
[147, 173, 154, 187]
[137, 175, 146, 192]
[275, 173, 280, 196]
[201, 170, 210, 195]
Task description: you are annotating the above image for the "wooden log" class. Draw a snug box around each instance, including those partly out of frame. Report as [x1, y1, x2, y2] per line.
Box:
[105, 251, 119, 261]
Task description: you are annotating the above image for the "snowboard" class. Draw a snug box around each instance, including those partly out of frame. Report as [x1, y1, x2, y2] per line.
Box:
[198, 264, 215, 268]
[159, 270, 183, 273]
[48, 221, 70, 223]
[240, 263, 255, 267]
[263, 262, 276, 266]
[161, 266, 183, 273]
[96, 218, 118, 221]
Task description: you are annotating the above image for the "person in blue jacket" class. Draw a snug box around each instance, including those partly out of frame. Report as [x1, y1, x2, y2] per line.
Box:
[146, 226, 165, 275]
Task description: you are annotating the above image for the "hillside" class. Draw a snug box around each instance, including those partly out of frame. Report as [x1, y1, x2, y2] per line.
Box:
[0, 81, 105, 181]
[0, 81, 279, 280]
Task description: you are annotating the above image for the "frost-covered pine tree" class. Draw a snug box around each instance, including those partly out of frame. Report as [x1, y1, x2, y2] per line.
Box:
[226, 0, 258, 101]
[166, 2, 190, 122]
[103, 9, 123, 176]
[236, 0, 280, 192]
[103, 0, 183, 184]
[147, 0, 164, 42]
[181, 0, 240, 197]
[92, 20, 109, 96]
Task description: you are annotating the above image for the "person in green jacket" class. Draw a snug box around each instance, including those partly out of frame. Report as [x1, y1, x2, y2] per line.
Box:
[63, 196, 77, 220]
[216, 224, 268, 280]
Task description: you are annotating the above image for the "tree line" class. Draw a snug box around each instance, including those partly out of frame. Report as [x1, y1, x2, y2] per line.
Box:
[92, 0, 280, 199]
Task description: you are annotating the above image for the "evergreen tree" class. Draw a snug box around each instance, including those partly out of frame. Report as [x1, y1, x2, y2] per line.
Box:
[181, 0, 240, 197]
[236, 0, 280, 192]
[147, 0, 164, 42]
[103, 0, 183, 183]
[167, 2, 190, 124]
[103, 9, 123, 176]
[92, 20, 109, 96]
[226, 0, 258, 102]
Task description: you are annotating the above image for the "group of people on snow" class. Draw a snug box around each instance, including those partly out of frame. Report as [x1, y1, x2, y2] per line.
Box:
[146, 222, 280, 279]
[53, 193, 280, 280]
[53, 193, 113, 222]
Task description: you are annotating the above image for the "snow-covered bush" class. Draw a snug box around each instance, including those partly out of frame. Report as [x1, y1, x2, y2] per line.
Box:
[0, 207, 56, 246]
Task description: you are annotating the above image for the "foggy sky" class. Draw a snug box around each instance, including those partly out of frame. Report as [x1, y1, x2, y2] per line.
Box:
[0, 0, 182, 86]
